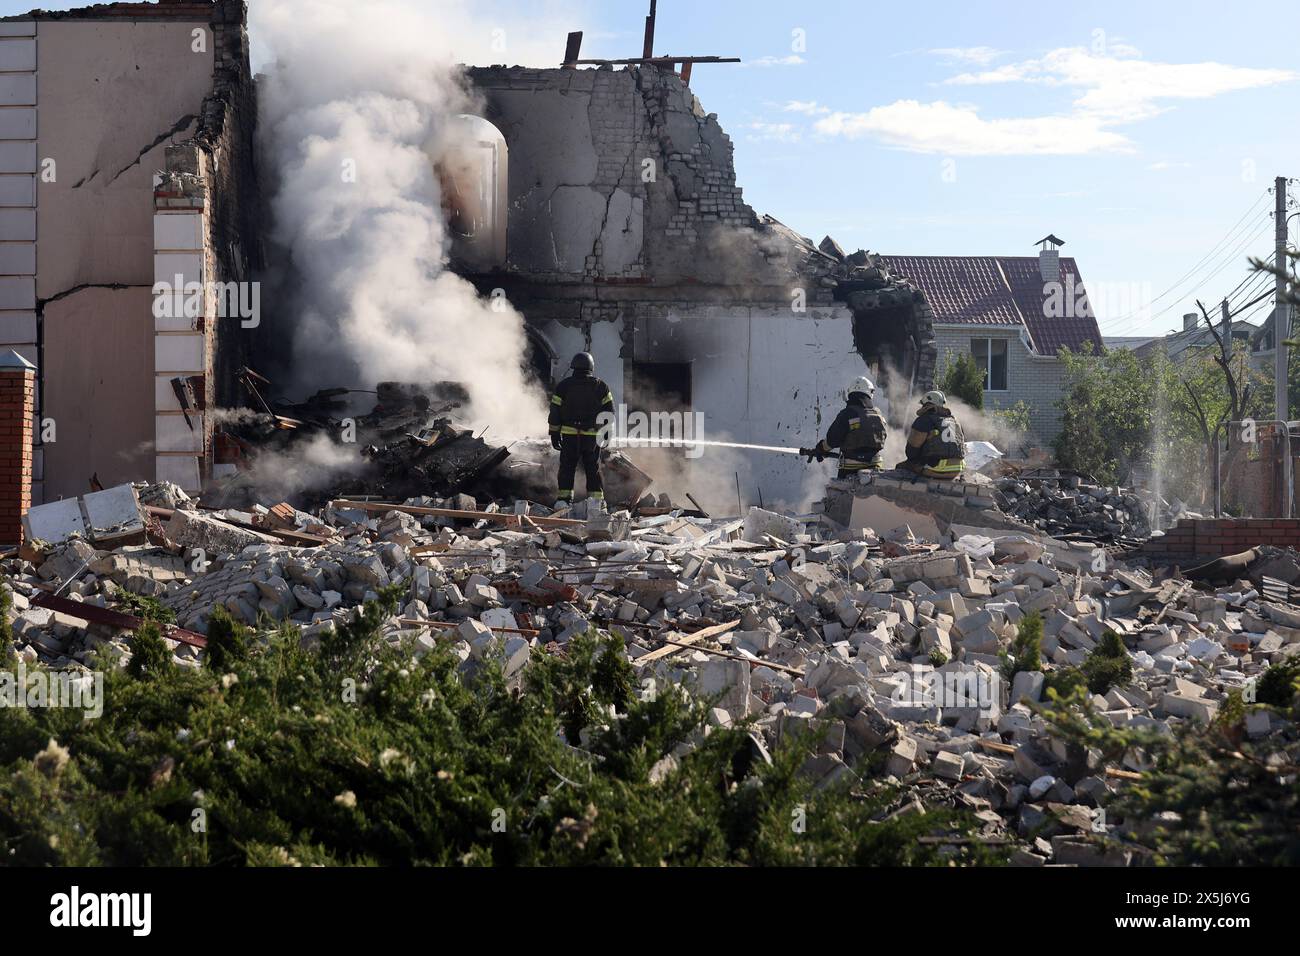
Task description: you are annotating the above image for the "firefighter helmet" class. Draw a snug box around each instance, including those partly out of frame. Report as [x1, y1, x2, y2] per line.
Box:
[921, 390, 947, 408]
[846, 376, 876, 400]
[570, 352, 595, 372]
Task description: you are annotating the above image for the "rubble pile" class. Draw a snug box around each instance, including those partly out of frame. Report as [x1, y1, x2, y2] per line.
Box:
[5, 482, 1299, 868]
[992, 474, 1153, 541]
[210, 379, 654, 511]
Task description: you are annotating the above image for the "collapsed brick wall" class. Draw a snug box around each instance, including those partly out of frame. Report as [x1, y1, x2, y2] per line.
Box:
[1137, 518, 1300, 560]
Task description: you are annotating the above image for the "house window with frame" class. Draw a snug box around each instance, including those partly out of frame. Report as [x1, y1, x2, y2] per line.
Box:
[971, 337, 1009, 391]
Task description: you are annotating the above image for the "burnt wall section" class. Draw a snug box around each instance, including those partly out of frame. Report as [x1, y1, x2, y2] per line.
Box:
[196, 0, 261, 411]
[836, 255, 937, 394]
[465, 67, 648, 280]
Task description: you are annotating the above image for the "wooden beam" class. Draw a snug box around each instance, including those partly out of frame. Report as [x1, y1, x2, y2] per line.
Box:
[31, 592, 207, 649]
[680, 60, 693, 84]
[641, 0, 656, 59]
[329, 499, 586, 528]
[636, 618, 738, 664]
[567, 56, 740, 66]
[398, 618, 541, 637]
[562, 30, 583, 68]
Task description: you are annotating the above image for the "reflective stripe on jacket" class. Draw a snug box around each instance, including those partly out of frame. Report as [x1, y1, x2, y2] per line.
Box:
[548, 373, 614, 436]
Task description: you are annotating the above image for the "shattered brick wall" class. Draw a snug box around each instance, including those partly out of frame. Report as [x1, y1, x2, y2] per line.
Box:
[466, 65, 817, 289]
[461, 65, 917, 506]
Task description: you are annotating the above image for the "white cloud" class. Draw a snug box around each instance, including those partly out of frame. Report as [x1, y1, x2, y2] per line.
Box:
[929, 46, 1004, 66]
[782, 99, 830, 115]
[745, 121, 801, 142]
[944, 47, 1295, 123]
[814, 100, 1131, 155]
[745, 54, 805, 67]
[818, 48, 1295, 155]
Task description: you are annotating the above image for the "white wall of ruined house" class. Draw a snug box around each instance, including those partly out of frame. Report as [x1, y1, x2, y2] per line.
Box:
[5, 19, 214, 502]
[539, 304, 870, 511]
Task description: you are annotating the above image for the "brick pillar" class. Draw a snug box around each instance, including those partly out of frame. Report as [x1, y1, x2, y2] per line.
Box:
[0, 349, 35, 547]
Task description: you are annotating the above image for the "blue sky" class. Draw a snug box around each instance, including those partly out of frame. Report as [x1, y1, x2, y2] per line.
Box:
[7, 0, 1295, 339]
[576, 0, 1297, 339]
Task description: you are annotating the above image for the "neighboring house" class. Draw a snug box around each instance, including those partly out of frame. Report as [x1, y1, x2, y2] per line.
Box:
[1103, 334, 1159, 352]
[1248, 306, 1286, 375]
[0, 1, 258, 501]
[883, 239, 1104, 447]
[1131, 313, 1261, 365]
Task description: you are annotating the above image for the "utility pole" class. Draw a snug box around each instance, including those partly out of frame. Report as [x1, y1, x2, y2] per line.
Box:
[1274, 175, 1290, 424]
[1221, 298, 1232, 364]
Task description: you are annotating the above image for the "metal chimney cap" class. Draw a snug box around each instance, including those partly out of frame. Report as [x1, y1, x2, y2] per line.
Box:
[0, 348, 35, 370]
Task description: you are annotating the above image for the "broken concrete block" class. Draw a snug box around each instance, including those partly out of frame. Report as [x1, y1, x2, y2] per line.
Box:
[885, 735, 918, 777]
[503, 636, 531, 677]
[1010, 670, 1045, 704]
[931, 750, 964, 781]
[166, 509, 267, 556]
[1159, 692, 1219, 723]
[697, 658, 752, 717]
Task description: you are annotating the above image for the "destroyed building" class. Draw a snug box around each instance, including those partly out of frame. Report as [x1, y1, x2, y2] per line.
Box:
[0, 0, 259, 503]
[453, 64, 940, 507]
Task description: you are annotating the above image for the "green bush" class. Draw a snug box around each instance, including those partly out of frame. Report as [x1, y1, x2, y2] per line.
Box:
[1037, 689, 1300, 865]
[1044, 666, 1086, 699]
[1000, 612, 1042, 682]
[125, 622, 172, 681]
[1257, 658, 1300, 708]
[1080, 630, 1132, 695]
[205, 604, 250, 674]
[938, 351, 985, 411]
[0, 597, 999, 866]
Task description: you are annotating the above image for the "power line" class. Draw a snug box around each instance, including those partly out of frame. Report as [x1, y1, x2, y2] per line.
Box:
[1226, 266, 1272, 308]
[1097, 219, 1274, 334]
[1228, 286, 1274, 318]
[1095, 189, 1269, 329]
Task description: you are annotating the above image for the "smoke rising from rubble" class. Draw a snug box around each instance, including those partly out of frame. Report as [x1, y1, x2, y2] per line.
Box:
[237, 433, 367, 503]
[875, 359, 1030, 463]
[252, 0, 567, 439]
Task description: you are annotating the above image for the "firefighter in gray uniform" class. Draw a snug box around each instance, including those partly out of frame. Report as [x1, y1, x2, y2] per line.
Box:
[806, 376, 888, 478]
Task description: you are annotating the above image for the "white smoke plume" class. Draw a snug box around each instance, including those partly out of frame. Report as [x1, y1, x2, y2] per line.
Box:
[251, 0, 575, 439]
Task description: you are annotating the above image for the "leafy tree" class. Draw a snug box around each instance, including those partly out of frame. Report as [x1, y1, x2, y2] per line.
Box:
[1054, 346, 1165, 485]
[990, 400, 1032, 435]
[938, 351, 985, 411]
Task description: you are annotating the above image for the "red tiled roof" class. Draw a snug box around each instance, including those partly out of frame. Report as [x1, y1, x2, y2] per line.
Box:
[882, 254, 1104, 356]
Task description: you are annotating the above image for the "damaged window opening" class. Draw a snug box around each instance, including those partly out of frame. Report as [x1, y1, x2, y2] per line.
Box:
[625, 361, 691, 424]
[850, 302, 919, 393]
[971, 337, 1009, 392]
[437, 114, 509, 271]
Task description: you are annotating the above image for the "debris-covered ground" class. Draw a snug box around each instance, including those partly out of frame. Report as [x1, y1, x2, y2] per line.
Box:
[3, 474, 1299, 866]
